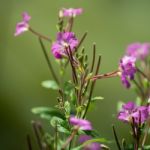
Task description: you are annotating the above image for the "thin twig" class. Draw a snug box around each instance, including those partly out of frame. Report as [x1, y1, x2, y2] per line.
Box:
[76, 32, 88, 50]
[92, 70, 119, 80]
[112, 125, 122, 150]
[83, 55, 101, 118]
[137, 68, 149, 80]
[83, 45, 96, 96]
[61, 128, 78, 150]
[66, 46, 78, 84]
[65, 17, 74, 32]
[27, 134, 32, 150]
[38, 37, 60, 85]
[29, 27, 52, 42]
[78, 69, 89, 105]
[32, 121, 42, 149]
[90, 44, 96, 72]
[142, 120, 150, 147]
[54, 122, 58, 150]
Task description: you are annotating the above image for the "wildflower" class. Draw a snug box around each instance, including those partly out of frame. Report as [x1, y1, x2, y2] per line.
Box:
[14, 12, 31, 36]
[51, 32, 78, 59]
[119, 56, 136, 88]
[69, 116, 92, 130]
[126, 43, 150, 60]
[59, 8, 83, 18]
[79, 135, 101, 150]
[118, 101, 148, 124]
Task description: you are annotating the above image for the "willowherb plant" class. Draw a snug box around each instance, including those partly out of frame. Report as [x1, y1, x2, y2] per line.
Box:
[15, 8, 150, 150]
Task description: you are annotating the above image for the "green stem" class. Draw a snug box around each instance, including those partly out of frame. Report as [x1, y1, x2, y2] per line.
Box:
[29, 27, 52, 42]
[76, 32, 88, 50]
[26, 135, 32, 150]
[38, 37, 60, 85]
[112, 125, 122, 150]
[83, 55, 101, 118]
[61, 129, 78, 150]
[142, 120, 150, 147]
[137, 68, 149, 80]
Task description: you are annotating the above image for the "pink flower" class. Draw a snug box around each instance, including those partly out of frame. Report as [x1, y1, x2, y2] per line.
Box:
[79, 135, 101, 150]
[69, 116, 92, 130]
[119, 56, 136, 88]
[59, 8, 83, 17]
[14, 12, 31, 36]
[51, 32, 78, 59]
[126, 43, 150, 60]
[118, 101, 149, 124]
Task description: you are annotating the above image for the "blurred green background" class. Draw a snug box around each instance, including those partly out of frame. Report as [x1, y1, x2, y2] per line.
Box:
[1, 0, 150, 149]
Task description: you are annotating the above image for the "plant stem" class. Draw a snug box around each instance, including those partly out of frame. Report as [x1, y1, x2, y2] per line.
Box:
[65, 17, 74, 32]
[83, 55, 101, 118]
[61, 128, 78, 150]
[76, 32, 88, 50]
[83, 44, 96, 96]
[112, 125, 122, 150]
[142, 120, 150, 147]
[137, 68, 149, 80]
[92, 70, 119, 80]
[66, 47, 78, 85]
[90, 43, 96, 72]
[27, 134, 32, 150]
[54, 122, 58, 150]
[32, 121, 42, 150]
[29, 27, 52, 42]
[38, 37, 60, 85]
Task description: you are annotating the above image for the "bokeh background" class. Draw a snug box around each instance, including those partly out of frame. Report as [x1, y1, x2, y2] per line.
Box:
[1, 0, 150, 149]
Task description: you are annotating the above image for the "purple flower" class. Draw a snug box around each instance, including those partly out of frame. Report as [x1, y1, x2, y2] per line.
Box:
[119, 56, 136, 88]
[79, 135, 101, 150]
[133, 106, 149, 123]
[14, 12, 31, 36]
[69, 116, 92, 130]
[118, 101, 149, 124]
[126, 43, 150, 60]
[59, 8, 83, 17]
[51, 32, 78, 59]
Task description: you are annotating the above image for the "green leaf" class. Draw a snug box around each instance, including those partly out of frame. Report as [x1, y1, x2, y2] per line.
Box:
[50, 116, 64, 126]
[80, 130, 100, 137]
[91, 96, 104, 102]
[31, 107, 65, 120]
[83, 138, 109, 145]
[144, 145, 150, 149]
[71, 145, 83, 150]
[41, 80, 59, 90]
[50, 117, 70, 134]
[72, 138, 110, 150]
[64, 81, 74, 94]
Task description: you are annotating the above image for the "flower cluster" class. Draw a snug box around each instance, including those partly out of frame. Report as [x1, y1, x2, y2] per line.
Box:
[51, 32, 78, 59]
[118, 101, 149, 124]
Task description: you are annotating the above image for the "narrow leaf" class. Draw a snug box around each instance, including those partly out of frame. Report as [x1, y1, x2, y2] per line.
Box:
[41, 80, 59, 90]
